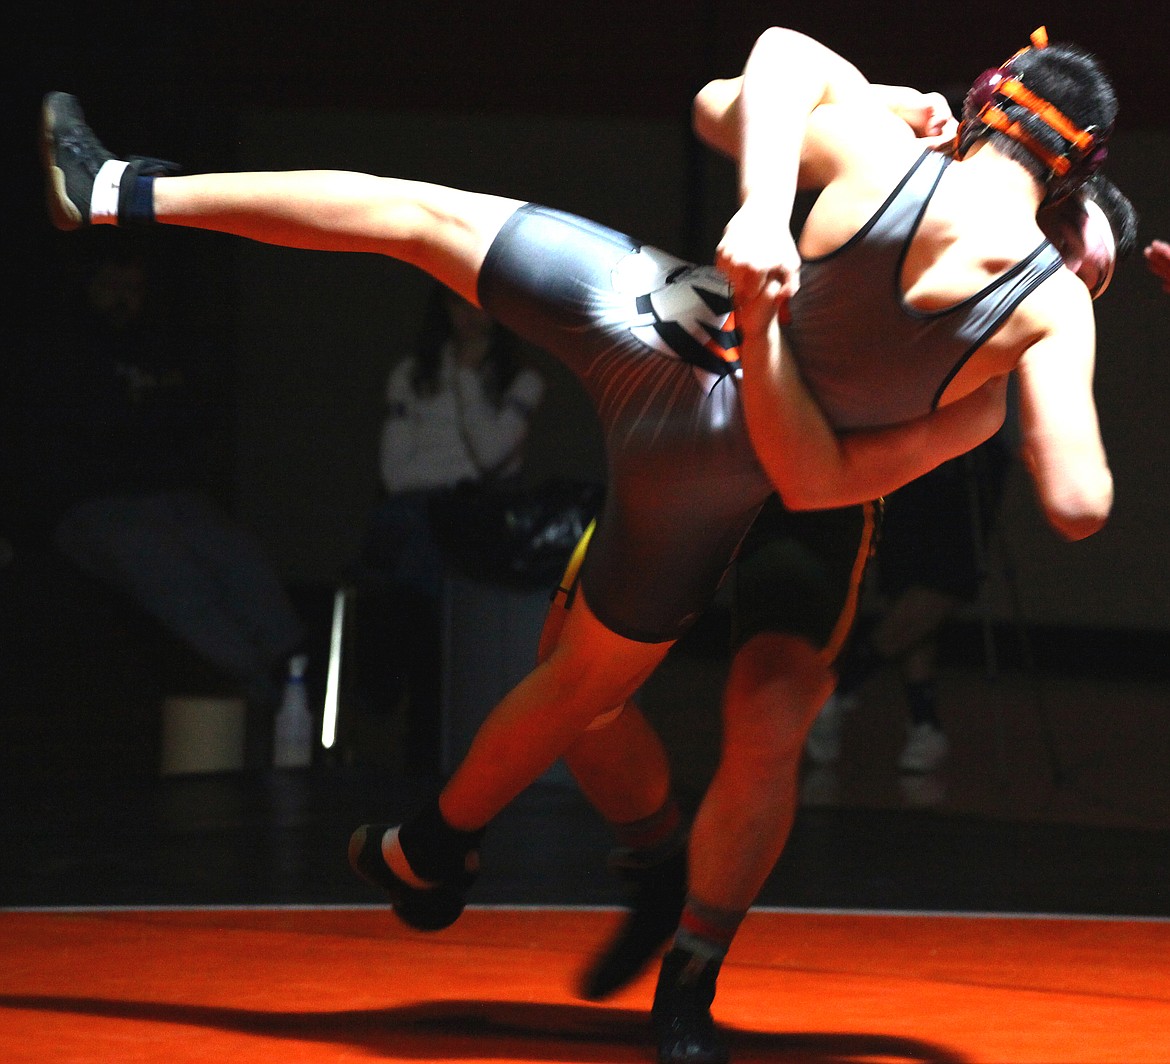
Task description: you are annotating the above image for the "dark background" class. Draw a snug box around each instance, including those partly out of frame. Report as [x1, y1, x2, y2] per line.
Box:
[13, 1, 1170, 303]
[5, 3, 1169, 793]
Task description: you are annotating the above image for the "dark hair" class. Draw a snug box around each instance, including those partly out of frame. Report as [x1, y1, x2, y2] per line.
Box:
[409, 283, 521, 400]
[961, 41, 1117, 201]
[1083, 171, 1138, 259]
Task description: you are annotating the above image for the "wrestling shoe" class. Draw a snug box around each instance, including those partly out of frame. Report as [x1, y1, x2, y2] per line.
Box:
[348, 823, 473, 931]
[578, 843, 688, 1000]
[652, 947, 729, 1064]
[41, 91, 179, 230]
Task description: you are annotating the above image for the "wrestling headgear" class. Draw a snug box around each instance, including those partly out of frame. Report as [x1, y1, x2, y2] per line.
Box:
[955, 27, 1112, 204]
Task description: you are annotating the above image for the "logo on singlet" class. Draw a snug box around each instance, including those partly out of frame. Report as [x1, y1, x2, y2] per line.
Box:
[615, 248, 741, 376]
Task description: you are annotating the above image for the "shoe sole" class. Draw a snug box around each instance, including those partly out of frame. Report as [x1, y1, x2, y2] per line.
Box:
[41, 94, 83, 231]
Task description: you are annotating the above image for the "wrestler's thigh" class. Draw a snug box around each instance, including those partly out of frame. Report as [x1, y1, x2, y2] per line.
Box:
[545, 583, 674, 706]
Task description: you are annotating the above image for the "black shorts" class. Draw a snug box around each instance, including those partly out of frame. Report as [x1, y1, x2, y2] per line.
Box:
[733, 495, 879, 663]
[877, 440, 1010, 601]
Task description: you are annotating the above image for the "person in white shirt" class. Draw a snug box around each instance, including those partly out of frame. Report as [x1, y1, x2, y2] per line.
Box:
[370, 283, 545, 603]
[361, 285, 545, 774]
[379, 284, 545, 501]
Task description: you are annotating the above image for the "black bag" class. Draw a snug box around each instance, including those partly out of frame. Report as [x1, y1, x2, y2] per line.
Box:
[429, 478, 603, 591]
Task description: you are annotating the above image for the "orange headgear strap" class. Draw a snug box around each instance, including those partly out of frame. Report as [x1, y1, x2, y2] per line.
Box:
[956, 26, 1102, 177]
[978, 105, 1073, 175]
[1012, 25, 1049, 57]
[996, 77, 1096, 154]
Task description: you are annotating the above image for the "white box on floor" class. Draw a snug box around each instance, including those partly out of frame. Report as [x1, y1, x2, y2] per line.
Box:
[160, 695, 247, 775]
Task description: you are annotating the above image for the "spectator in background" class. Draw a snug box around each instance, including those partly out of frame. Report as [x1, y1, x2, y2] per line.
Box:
[357, 283, 545, 772]
[806, 430, 1012, 775]
[370, 283, 545, 601]
[14, 243, 306, 711]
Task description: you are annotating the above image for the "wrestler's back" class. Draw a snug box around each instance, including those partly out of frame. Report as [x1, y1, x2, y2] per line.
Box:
[792, 104, 1061, 419]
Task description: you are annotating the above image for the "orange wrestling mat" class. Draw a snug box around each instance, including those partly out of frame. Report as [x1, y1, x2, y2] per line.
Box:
[2, 905, 1167, 1063]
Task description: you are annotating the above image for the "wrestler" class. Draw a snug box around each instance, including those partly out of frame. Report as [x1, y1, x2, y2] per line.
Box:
[1144, 238, 1170, 292]
[600, 27, 1122, 1064]
[564, 126, 1134, 1056]
[470, 66, 1129, 1056]
[42, 27, 1122, 1061]
[571, 169, 1135, 1015]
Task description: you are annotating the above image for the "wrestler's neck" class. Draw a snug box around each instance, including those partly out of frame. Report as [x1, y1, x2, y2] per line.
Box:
[950, 140, 1046, 214]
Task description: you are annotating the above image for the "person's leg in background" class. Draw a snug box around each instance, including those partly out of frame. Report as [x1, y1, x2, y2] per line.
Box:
[805, 443, 1010, 774]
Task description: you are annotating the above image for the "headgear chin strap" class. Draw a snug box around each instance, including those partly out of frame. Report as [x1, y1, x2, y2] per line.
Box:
[955, 26, 1110, 203]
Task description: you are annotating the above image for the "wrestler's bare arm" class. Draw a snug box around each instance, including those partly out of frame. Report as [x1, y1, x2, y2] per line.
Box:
[691, 78, 743, 159]
[691, 21, 874, 156]
[737, 297, 1007, 510]
[711, 28, 874, 306]
[713, 28, 917, 312]
[1014, 289, 1113, 540]
[692, 76, 955, 161]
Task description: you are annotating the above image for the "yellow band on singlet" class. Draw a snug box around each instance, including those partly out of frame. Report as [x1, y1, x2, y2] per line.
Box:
[552, 518, 596, 610]
[817, 499, 879, 666]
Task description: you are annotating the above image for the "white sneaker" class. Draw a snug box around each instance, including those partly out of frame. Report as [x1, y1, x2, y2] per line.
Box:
[805, 692, 853, 765]
[897, 722, 950, 774]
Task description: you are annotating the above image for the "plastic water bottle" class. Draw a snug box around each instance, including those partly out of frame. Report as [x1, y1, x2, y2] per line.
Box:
[273, 654, 314, 768]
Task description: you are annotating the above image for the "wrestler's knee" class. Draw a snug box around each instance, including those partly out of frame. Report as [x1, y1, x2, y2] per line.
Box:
[537, 640, 653, 722]
[722, 632, 836, 753]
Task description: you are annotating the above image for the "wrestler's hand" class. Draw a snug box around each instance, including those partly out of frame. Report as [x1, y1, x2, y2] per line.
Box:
[716, 197, 800, 322]
[874, 86, 958, 147]
[1143, 239, 1170, 293]
[897, 90, 957, 144]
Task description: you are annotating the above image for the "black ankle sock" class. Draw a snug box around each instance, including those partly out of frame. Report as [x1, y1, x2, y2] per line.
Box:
[397, 798, 484, 883]
[612, 798, 685, 865]
[118, 173, 156, 226]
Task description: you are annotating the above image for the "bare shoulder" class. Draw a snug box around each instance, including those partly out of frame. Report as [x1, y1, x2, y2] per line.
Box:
[1005, 266, 1098, 389]
[1018, 265, 1096, 348]
[800, 101, 919, 189]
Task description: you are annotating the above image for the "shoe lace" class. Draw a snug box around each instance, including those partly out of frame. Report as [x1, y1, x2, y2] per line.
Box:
[58, 121, 181, 179]
[58, 124, 112, 169]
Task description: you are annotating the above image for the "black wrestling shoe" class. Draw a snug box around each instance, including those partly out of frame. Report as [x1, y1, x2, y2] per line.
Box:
[347, 823, 471, 932]
[579, 843, 688, 1000]
[41, 91, 179, 230]
[651, 948, 730, 1064]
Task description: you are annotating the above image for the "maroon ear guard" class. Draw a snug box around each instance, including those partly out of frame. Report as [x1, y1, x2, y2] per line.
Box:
[962, 67, 1009, 121]
[955, 32, 1111, 203]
